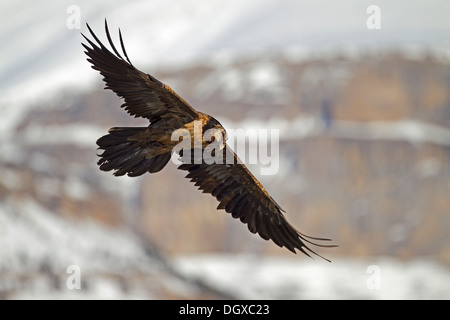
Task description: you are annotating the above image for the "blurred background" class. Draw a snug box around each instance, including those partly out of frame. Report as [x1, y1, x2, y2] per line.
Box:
[1, 0, 450, 299]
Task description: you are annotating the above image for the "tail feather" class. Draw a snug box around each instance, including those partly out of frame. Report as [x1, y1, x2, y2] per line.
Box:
[113, 153, 146, 176]
[97, 127, 170, 177]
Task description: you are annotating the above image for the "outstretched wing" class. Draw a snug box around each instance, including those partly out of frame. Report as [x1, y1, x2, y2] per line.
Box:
[178, 145, 336, 261]
[82, 20, 199, 125]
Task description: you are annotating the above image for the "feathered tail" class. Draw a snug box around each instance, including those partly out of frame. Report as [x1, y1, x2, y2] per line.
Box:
[96, 127, 171, 177]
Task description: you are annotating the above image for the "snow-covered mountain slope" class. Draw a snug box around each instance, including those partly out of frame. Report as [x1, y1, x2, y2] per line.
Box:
[174, 254, 450, 299]
[1, 0, 450, 129]
[0, 196, 231, 299]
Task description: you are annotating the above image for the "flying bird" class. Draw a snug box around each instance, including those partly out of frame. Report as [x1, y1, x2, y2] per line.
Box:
[82, 20, 336, 261]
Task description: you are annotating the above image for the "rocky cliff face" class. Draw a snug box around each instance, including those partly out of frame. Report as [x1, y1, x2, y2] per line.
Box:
[137, 52, 450, 261]
[3, 52, 449, 267]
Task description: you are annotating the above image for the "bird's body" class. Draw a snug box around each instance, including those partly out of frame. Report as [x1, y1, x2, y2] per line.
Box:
[82, 20, 336, 260]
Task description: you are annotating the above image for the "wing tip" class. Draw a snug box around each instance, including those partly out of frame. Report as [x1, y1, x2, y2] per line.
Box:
[81, 18, 132, 65]
[302, 245, 333, 263]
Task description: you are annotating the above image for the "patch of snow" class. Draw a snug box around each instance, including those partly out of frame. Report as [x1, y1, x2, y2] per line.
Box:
[64, 176, 91, 201]
[221, 68, 246, 102]
[20, 124, 105, 147]
[333, 120, 450, 147]
[173, 254, 450, 299]
[0, 196, 166, 298]
[28, 152, 60, 174]
[222, 117, 450, 147]
[194, 66, 246, 102]
[247, 60, 288, 104]
[300, 64, 353, 89]
[1, 0, 450, 135]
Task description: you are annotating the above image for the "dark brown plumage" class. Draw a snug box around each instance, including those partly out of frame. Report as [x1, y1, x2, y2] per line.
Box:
[82, 20, 336, 261]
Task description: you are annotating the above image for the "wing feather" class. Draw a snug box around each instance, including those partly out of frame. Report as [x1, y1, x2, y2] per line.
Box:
[82, 20, 199, 125]
[178, 145, 336, 261]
